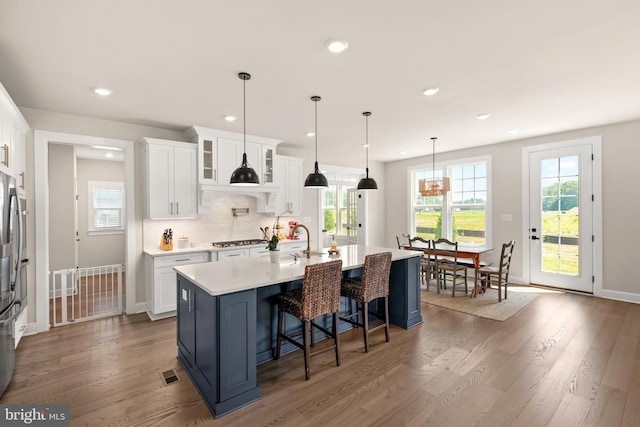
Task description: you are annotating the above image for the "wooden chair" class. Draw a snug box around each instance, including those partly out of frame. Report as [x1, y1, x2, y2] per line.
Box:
[474, 240, 515, 302]
[433, 238, 468, 297]
[408, 236, 437, 290]
[340, 252, 392, 352]
[395, 234, 409, 249]
[275, 259, 343, 380]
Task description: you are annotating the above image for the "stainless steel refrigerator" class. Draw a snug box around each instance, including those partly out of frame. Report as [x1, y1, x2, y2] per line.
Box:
[0, 171, 25, 398]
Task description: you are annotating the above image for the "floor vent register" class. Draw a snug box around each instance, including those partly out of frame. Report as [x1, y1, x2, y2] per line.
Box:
[161, 369, 180, 386]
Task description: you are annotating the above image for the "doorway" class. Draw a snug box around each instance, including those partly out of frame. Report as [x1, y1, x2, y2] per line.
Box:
[522, 136, 602, 294]
[47, 143, 126, 326]
[34, 131, 136, 333]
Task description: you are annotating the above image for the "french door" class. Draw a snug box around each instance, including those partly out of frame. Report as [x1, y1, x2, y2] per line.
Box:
[346, 188, 359, 244]
[528, 144, 593, 292]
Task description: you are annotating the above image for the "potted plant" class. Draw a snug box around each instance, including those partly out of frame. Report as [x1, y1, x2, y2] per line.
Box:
[267, 234, 280, 263]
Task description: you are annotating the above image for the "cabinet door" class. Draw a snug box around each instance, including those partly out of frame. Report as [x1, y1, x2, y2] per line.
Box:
[263, 146, 274, 185]
[217, 137, 242, 185]
[155, 266, 178, 313]
[244, 141, 262, 184]
[199, 138, 217, 184]
[285, 158, 303, 215]
[147, 143, 174, 219]
[177, 277, 196, 365]
[173, 145, 197, 218]
[0, 100, 11, 174]
[14, 126, 26, 194]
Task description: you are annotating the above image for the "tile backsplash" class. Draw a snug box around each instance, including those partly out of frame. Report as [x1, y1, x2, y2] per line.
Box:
[143, 195, 301, 249]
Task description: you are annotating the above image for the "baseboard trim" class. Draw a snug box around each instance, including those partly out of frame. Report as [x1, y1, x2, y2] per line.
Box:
[598, 289, 640, 304]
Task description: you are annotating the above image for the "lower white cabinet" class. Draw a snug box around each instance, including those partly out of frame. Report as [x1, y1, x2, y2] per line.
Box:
[217, 248, 249, 261]
[145, 251, 209, 320]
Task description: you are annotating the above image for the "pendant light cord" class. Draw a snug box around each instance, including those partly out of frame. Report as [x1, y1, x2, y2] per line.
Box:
[243, 77, 247, 154]
[365, 113, 369, 176]
[432, 137, 436, 180]
[314, 99, 318, 162]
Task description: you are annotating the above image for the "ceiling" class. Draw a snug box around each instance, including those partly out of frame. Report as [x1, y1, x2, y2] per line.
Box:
[1, 1, 639, 163]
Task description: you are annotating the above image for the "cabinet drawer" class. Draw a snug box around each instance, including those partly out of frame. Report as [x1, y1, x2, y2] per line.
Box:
[280, 242, 307, 254]
[249, 247, 270, 258]
[154, 252, 209, 268]
[218, 249, 249, 260]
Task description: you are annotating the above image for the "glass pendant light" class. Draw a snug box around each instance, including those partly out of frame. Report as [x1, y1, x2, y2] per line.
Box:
[304, 96, 328, 188]
[357, 111, 378, 190]
[230, 72, 259, 186]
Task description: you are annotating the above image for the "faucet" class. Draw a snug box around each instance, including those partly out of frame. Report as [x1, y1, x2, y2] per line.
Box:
[291, 224, 311, 258]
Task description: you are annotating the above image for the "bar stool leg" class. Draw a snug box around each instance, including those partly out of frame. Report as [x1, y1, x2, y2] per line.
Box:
[333, 312, 341, 366]
[275, 310, 284, 359]
[303, 319, 311, 380]
[384, 296, 390, 343]
[363, 301, 370, 353]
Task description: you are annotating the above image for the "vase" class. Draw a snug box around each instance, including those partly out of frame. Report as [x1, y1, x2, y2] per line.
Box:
[269, 250, 280, 264]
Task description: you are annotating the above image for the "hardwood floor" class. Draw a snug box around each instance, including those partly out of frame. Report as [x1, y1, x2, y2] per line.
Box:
[2, 290, 639, 426]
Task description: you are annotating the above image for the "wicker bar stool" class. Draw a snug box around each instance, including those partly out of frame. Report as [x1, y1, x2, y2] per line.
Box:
[275, 259, 343, 380]
[340, 252, 392, 352]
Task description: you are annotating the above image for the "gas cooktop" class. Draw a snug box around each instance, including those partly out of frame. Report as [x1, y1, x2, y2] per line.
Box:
[211, 239, 267, 248]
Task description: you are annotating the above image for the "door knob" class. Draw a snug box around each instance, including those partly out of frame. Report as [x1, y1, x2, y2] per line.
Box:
[531, 236, 540, 240]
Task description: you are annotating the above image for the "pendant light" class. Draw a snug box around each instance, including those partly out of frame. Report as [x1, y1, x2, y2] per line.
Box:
[418, 137, 450, 196]
[357, 111, 378, 190]
[230, 72, 259, 186]
[304, 96, 328, 188]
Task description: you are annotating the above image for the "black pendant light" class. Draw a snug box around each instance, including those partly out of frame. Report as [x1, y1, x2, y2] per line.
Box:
[230, 72, 259, 186]
[304, 96, 328, 188]
[357, 111, 378, 190]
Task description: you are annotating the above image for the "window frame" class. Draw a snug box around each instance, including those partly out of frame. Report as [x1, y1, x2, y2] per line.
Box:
[88, 180, 125, 235]
[408, 155, 491, 247]
[320, 165, 361, 237]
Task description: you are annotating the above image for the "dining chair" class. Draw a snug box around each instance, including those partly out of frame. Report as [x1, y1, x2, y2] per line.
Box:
[340, 252, 392, 352]
[433, 238, 468, 297]
[275, 259, 343, 380]
[474, 240, 515, 302]
[408, 236, 437, 290]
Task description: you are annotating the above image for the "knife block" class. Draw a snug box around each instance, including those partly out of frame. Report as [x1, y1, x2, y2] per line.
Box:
[160, 237, 173, 251]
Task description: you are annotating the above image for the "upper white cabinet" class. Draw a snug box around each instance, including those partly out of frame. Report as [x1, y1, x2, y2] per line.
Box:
[142, 137, 197, 219]
[0, 82, 29, 192]
[186, 126, 280, 187]
[275, 155, 303, 216]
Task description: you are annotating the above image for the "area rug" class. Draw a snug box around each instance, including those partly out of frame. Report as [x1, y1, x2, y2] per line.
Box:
[421, 285, 539, 321]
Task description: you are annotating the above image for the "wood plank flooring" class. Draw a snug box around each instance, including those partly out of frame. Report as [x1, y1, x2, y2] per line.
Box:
[2, 290, 639, 426]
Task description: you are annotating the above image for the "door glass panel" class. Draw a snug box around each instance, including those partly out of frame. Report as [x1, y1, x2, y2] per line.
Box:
[540, 155, 579, 275]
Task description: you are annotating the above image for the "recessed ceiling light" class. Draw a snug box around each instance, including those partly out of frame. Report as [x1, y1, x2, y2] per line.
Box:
[507, 128, 519, 134]
[362, 144, 370, 148]
[476, 113, 491, 120]
[105, 152, 114, 158]
[326, 39, 349, 53]
[399, 151, 407, 155]
[306, 132, 315, 137]
[94, 87, 112, 96]
[224, 115, 237, 122]
[422, 87, 440, 96]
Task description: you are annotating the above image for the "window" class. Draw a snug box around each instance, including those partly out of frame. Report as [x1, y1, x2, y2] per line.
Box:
[88, 181, 124, 234]
[321, 167, 361, 236]
[410, 156, 490, 245]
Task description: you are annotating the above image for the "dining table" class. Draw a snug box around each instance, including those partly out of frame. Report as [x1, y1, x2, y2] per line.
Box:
[401, 243, 493, 296]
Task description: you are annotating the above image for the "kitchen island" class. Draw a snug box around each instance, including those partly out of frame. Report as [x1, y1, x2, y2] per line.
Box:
[174, 244, 422, 418]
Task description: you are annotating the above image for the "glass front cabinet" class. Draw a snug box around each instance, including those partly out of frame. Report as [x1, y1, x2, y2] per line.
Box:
[186, 126, 281, 187]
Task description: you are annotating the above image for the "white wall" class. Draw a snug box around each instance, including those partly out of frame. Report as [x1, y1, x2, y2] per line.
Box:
[76, 158, 125, 268]
[384, 118, 640, 298]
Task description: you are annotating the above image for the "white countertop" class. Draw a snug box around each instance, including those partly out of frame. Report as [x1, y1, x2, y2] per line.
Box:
[174, 244, 422, 296]
[144, 238, 307, 257]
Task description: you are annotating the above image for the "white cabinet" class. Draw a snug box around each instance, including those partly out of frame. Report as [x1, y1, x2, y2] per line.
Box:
[275, 155, 303, 216]
[217, 248, 249, 261]
[145, 251, 209, 320]
[0, 82, 29, 189]
[143, 138, 197, 219]
[186, 126, 280, 188]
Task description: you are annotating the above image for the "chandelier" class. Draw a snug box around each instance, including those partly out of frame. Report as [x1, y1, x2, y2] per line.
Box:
[419, 137, 450, 197]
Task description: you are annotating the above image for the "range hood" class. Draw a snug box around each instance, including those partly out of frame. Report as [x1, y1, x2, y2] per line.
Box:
[198, 183, 280, 213]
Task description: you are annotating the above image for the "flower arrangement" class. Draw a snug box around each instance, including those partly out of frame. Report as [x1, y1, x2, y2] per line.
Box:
[266, 234, 279, 251]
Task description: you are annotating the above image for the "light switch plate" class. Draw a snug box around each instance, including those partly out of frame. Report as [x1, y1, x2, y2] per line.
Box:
[500, 214, 513, 221]
[182, 289, 188, 301]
